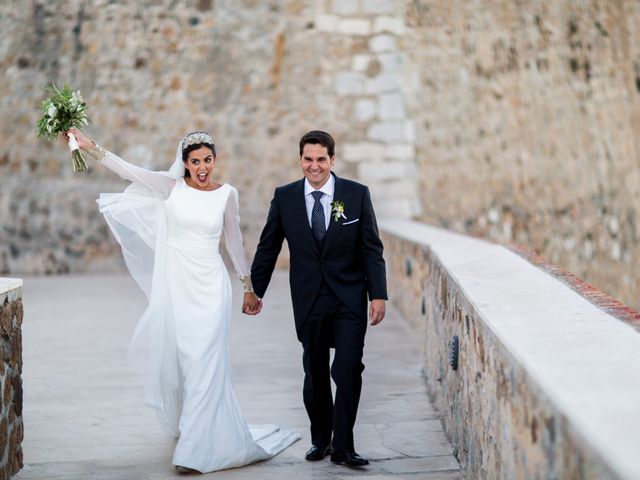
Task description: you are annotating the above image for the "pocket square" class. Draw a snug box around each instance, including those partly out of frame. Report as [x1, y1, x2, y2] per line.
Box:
[342, 218, 359, 225]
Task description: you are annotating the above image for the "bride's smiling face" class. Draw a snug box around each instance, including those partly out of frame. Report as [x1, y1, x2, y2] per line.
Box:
[184, 146, 216, 187]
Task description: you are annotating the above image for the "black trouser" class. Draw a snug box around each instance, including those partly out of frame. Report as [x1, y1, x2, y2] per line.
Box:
[300, 287, 366, 453]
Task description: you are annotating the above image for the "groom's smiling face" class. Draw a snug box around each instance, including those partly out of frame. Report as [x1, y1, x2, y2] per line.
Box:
[300, 143, 335, 189]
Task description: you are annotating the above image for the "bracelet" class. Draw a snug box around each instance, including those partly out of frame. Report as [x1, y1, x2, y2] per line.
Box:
[240, 276, 254, 294]
[84, 141, 107, 160]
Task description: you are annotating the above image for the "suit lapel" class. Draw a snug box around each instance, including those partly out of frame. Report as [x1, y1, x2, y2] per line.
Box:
[322, 174, 352, 254]
[288, 179, 320, 255]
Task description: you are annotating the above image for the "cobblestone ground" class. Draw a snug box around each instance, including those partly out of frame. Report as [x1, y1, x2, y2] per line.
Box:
[16, 271, 460, 480]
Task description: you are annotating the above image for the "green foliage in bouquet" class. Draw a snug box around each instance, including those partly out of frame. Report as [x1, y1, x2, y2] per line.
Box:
[37, 83, 91, 172]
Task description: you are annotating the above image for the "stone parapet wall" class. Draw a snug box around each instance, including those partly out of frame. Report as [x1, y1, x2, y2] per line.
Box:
[0, 279, 23, 479]
[381, 220, 640, 480]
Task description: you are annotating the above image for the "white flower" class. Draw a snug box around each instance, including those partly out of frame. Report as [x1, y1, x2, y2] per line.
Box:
[330, 200, 347, 222]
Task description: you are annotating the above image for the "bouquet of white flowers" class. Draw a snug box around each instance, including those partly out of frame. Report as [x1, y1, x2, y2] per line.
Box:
[37, 83, 91, 172]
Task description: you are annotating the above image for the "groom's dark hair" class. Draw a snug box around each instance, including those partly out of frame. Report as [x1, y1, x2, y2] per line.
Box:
[299, 130, 335, 157]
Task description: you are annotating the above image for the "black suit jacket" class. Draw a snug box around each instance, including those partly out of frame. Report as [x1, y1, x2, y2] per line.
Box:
[251, 173, 387, 336]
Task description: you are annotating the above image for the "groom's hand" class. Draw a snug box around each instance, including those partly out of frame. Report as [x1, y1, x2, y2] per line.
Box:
[242, 301, 262, 315]
[242, 293, 262, 315]
[369, 299, 386, 326]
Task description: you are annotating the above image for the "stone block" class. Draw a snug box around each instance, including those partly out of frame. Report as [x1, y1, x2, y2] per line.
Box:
[3, 377, 10, 406]
[331, 0, 359, 15]
[0, 307, 10, 336]
[367, 121, 415, 143]
[11, 375, 21, 416]
[13, 448, 23, 475]
[371, 197, 415, 219]
[337, 19, 371, 36]
[377, 52, 404, 71]
[355, 99, 377, 122]
[369, 34, 397, 53]
[335, 72, 366, 95]
[366, 58, 382, 77]
[357, 160, 417, 182]
[378, 93, 406, 120]
[373, 179, 419, 199]
[315, 14, 337, 32]
[386, 143, 415, 160]
[8, 331, 21, 370]
[361, 0, 399, 15]
[341, 142, 386, 162]
[366, 73, 399, 94]
[0, 417, 7, 455]
[14, 300, 22, 327]
[17, 447, 23, 468]
[8, 425, 22, 473]
[352, 54, 372, 72]
[373, 15, 406, 35]
[14, 421, 23, 444]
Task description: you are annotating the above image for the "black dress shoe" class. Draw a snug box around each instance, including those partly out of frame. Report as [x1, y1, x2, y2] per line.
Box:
[174, 465, 199, 474]
[330, 451, 369, 467]
[305, 444, 332, 461]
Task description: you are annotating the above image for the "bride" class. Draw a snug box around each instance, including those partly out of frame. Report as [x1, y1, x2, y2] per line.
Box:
[64, 128, 300, 473]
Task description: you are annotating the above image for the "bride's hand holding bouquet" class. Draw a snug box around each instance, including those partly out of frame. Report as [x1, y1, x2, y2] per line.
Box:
[36, 83, 92, 172]
[62, 127, 94, 151]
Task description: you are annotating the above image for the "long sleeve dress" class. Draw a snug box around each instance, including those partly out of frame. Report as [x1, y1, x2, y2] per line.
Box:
[96, 152, 300, 473]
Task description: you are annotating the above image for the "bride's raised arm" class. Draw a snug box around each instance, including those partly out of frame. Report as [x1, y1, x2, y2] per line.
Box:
[65, 128, 176, 199]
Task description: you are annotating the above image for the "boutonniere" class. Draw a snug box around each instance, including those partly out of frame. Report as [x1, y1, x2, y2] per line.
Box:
[330, 200, 347, 222]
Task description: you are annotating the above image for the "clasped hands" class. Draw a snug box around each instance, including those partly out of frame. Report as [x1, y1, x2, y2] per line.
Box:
[242, 292, 262, 315]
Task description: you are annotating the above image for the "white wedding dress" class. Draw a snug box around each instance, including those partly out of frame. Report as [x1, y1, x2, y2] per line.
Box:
[95, 146, 300, 473]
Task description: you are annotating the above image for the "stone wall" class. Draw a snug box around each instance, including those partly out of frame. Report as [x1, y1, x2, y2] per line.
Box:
[0, 280, 23, 479]
[381, 220, 640, 480]
[316, 0, 421, 218]
[2, 0, 640, 310]
[0, 0, 418, 275]
[405, 0, 640, 309]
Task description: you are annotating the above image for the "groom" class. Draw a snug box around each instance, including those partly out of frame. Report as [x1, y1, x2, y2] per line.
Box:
[250, 130, 387, 467]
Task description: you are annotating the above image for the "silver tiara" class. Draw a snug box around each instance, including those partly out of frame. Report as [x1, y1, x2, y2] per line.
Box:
[182, 132, 214, 151]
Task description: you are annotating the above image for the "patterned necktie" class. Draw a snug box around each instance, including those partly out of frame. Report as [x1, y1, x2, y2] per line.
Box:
[311, 190, 326, 242]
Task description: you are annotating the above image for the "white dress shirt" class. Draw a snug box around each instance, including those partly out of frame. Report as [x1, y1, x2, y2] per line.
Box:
[304, 173, 334, 230]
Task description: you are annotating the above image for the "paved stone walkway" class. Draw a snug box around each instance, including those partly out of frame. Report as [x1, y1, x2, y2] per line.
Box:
[15, 271, 460, 479]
